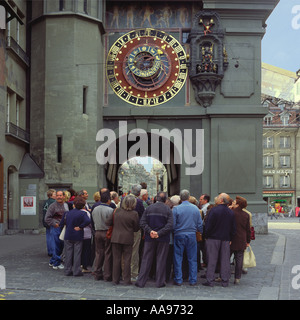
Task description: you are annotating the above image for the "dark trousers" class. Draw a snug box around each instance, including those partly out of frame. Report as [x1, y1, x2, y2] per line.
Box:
[206, 239, 231, 285]
[112, 243, 133, 284]
[165, 244, 174, 282]
[136, 241, 169, 288]
[94, 230, 112, 280]
[230, 249, 244, 280]
[64, 240, 83, 276]
[81, 238, 92, 269]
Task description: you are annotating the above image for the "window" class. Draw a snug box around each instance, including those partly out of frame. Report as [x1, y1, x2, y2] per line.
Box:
[280, 175, 290, 188]
[264, 116, 272, 125]
[263, 137, 273, 149]
[83, 86, 88, 114]
[84, 0, 88, 14]
[262, 100, 269, 107]
[57, 136, 62, 163]
[263, 176, 273, 188]
[181, 30, 191, 44]
[281, 115, 289, 126]
[6, 91, 11, 124]
[279, 136, 291, 148]
[0, 6, 5, 30]
[59, 0, 64, 11]
[16, 99, 19, 127]
[263, 156, 273, 168]
[280, 155, 291, 168]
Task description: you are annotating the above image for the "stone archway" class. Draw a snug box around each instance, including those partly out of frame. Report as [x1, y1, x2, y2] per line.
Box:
[97, 122, 184, 196]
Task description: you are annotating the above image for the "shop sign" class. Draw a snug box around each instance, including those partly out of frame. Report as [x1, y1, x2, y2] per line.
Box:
[263, 193, 293, 197]
[263, 169, 293, 175]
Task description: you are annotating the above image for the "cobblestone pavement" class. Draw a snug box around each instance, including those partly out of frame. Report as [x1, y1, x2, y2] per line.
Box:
[0, 217, 300, 302]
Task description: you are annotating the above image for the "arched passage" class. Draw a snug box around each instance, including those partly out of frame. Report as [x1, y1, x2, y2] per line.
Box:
[100, 130, 181, 196]
[118, 157, 167, 198]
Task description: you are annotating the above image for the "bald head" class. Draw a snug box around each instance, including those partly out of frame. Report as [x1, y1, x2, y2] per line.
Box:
[217, 193, 230, 205]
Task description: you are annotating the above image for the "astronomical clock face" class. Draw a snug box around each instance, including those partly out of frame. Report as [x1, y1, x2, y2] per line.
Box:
[106, 28, 188, 107]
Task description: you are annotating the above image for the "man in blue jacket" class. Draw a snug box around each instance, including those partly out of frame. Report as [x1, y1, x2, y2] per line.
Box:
[60, 197, 91, 276]
[173, 189, 203, 286]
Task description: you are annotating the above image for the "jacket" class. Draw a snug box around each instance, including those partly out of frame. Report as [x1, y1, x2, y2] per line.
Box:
[45, 201, 69, 227]
[230, 207, 251, 251]
[91, 203, 114, 231]
[60, 208, 91, 241]
[140, 201, 173, 242]
[204, 204, 236, 241]
[172, 201, 203, 235]
[111, 208, 140, 245]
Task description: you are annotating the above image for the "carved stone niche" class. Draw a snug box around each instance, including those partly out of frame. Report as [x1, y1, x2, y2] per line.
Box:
[187, 11, 228, 107]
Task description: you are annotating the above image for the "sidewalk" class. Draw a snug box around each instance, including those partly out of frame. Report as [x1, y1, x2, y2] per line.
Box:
[0, 218, 299, 300]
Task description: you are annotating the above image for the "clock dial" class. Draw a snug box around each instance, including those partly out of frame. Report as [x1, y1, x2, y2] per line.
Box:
[106, 28, 188, 106]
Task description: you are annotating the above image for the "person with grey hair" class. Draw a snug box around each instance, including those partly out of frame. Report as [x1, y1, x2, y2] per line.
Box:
[202, 193, 236, 287]
[172, 189, 203, 286]
[111, 195, 140, 285]
[78, 189, 91, 212]
[130, 184, 145, 281]
[131, 184, 142, 196]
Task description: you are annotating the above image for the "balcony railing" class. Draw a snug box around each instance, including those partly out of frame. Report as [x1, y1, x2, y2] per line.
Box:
[6, 36, 30, 67]
[5, 122, 30, 144]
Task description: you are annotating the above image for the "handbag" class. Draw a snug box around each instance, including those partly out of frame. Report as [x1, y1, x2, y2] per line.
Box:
[243, 245, 256, 268]
[59, 212, 68, 241]
[106, 209, 116, 240]
[196, 232, 203, 242]
[59, 225, 66, 241]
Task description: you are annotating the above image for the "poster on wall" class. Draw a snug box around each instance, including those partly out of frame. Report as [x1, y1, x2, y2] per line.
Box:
[21, 196, 36, 215]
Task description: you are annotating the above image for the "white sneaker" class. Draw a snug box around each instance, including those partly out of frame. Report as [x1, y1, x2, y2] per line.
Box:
[53, 264, 64, 270]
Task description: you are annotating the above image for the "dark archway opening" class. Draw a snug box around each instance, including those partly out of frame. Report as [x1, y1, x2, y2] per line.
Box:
[104, 132, 180, 196]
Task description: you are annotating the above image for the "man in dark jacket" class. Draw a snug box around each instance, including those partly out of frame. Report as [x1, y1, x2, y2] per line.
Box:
[203, 193, 236, 287]
[135, 192, 173, 288]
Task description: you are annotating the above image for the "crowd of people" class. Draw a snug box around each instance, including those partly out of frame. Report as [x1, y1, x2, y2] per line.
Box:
[43, 184, 254, 288]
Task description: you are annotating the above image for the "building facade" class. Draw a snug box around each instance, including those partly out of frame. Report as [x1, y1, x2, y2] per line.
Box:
[262, 63, 300, 214]
[0, 0, 279, 234]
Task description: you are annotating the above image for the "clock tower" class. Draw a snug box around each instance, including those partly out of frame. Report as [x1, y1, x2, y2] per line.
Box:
[28, 0, 279, 233]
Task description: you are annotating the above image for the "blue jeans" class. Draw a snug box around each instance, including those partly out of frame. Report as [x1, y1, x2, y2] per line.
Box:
[46, 227, 52, 256]
[49, 226, 64, 267]
[173, 233, 197, 284]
